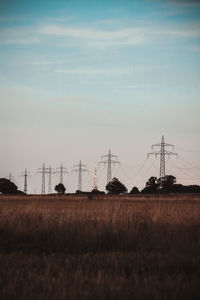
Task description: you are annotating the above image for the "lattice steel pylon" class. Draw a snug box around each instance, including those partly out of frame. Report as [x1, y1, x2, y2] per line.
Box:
[72, 160, 88, 191]
[147, 136, 178, 178]
[46, 166, 56, 194]
[93, 167, 97, 190]
[7, 172, 15, 182]
[56, 164, 68, 185]
[37, 164, 49, 194]
[98, 149, 120, 184]
[20, 168, 31, 194]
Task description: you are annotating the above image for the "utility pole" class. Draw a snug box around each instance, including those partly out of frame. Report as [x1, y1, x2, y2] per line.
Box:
[147, 136, 178, 178]
[37, 164, 49, 194]
[20, 168, 30, 194]
[72, 160, 89, 191]
[56, 164, 68, 185]
[99, 149, 120, 184]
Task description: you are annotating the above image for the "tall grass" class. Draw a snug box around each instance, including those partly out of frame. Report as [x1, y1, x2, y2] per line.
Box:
[0, 195, 200, 299]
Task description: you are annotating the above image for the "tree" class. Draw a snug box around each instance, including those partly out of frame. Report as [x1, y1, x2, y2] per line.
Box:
[184, 185, 200, 193]
[106, 177, 127, 194]
[141, 176, 158, 194]
[158, 175, 176, 193]
[170, 184, 185, 193]
[55, 183, 66, 194]
[0, 178, 18, 194]
[91, 189, 105, 195]
[129, 186, 140, 194]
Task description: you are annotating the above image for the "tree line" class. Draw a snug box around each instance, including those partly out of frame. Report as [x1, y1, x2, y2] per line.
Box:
[0, 175, 200, 195]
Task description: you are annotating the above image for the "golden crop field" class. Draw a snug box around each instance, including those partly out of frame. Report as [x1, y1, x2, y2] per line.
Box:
[0, 194, 200, 300]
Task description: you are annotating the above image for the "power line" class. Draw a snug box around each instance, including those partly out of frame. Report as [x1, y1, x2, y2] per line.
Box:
[147, 136, 178, 178]
[72, 160, 89, 191]
[98, 149, 120, 184]
[175, 146, 200, 153]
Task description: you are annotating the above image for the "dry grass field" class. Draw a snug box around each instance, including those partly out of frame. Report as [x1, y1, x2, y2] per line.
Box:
[0, 194, 200, 300]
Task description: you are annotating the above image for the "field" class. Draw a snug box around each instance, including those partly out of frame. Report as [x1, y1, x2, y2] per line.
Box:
[0, 194, 200, 300]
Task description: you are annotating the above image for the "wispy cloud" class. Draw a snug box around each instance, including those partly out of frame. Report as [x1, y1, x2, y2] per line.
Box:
[39, 25, 144, 48]
[0, 38, 40, 45]
[39, 23, 200, 49]
[55, 67, 131, 75]
[0, 27, 41, 45]
[0, 19, 200, 48]
[44, 16, 74, 23]
[26, 60, 64, 65]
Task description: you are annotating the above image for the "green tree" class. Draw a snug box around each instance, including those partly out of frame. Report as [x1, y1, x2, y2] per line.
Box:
[106, 178, 127, 194]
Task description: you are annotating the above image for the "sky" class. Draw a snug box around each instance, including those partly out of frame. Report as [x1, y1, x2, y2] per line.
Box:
[0, 0, 200, 193]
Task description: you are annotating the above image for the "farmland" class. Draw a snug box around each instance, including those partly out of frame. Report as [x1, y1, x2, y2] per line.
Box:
[0, 194, 200, 300]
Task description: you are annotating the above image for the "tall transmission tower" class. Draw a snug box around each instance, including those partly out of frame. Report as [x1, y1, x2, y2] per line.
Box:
[93, 167, 97, 190]
[46, 165, 56, 194]
[147, 136, 178, 178]
[99, 149, 120, 184]
[20, 168, 30, 194]
[56, 164, 68, 185]
[37, 164, 49, 194]
[7, 172, 15, 182]
[72, 160, 89, 191]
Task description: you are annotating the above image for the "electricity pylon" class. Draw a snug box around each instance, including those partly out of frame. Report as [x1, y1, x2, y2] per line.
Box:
[99, 149, 120, 184]
[46, 166, 56, 194]
[20, 168, 31, 194]
[56, 164, 68, 185]
[147, 136, 178, 178]
[7, 172, 15, 182]
[93, 167, 97, 190]
[72, 160, 88, 191]
[37, 163, 49, 194]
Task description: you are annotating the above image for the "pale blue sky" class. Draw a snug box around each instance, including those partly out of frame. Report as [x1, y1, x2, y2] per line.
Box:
[0, 0, 200, 192]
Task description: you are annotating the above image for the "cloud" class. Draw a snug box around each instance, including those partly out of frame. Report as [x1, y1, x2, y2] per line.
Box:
[0, 19, 200, 48]
[0, 38, 40, 45]
[39, 25, 145, 48]
[26, 60, 64, 65]
[0, 27, 41, 45]
[55, 67, 131, 75]
[39, 23, 200, 49]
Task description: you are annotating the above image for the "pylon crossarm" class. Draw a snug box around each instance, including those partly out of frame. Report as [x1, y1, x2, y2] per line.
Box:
[73, 164, 86, 168]
[148, 151, 160, 157]
[151, 143, 161, 149]
[99, 161, 108, 164]
[101, 154, 108, 159]
[165, 150, 178, 156]
[164, 143, 174, 148]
